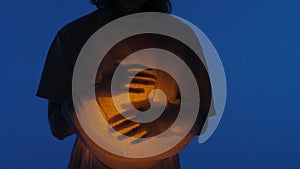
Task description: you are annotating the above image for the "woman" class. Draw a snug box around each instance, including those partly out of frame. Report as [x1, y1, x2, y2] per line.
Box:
[36, 0, 182, 168]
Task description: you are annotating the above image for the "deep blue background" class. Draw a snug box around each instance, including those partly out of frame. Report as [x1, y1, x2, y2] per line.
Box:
[1, 0, 299, 168]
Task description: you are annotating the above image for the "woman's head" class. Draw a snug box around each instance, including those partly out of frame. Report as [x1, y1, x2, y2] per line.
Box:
[90, 0, 172, 14]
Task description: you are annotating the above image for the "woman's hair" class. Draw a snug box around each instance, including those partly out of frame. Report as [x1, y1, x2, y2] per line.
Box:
[90, 0, 172, 14]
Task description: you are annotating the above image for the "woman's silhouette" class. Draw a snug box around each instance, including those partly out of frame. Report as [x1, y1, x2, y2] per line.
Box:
[36, 0, 191, 169]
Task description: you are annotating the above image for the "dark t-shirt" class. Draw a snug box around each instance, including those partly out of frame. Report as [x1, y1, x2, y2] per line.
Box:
[36, 8, 181, 169]
[36, 8, 115, 102]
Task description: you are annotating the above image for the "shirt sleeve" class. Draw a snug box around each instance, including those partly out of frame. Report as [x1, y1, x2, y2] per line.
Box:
[36, 32, 74, 102]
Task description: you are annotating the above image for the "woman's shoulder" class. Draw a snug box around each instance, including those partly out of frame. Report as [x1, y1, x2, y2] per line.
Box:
[57, 8, 115, 40]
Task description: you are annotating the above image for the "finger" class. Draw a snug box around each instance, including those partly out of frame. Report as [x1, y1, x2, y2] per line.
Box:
[128, 87, 145, 94]
[117, 124, 143, 136]
[109, 113, 138, 131]
[132, 71, 157, 79]
[117, 129, 148, 141]
[109, 116, 128, 127]
[109, 111, 148, 138]
[108, 109, 137, 124]
[130, 78, 156, 86]
[114, 122, 141, 134]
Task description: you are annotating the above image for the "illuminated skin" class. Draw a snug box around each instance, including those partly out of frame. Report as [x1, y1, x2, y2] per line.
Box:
[116, 0, 148, 15]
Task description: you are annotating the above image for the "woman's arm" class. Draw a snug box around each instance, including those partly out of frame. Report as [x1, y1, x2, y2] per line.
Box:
[48, 100, 75, 140]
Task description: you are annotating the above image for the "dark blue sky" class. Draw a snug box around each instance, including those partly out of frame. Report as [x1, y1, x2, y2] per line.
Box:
[1, 0, 299, 168]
